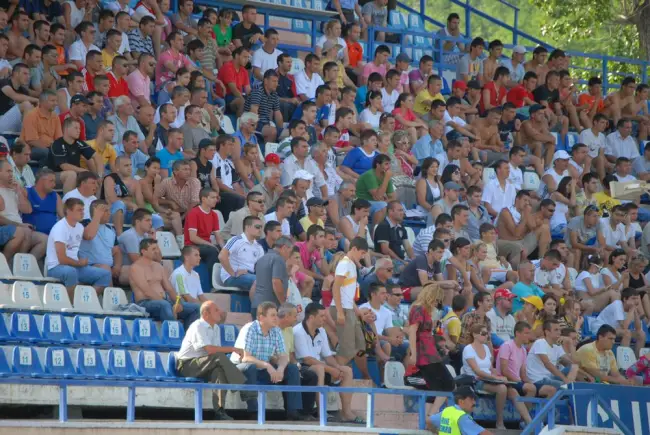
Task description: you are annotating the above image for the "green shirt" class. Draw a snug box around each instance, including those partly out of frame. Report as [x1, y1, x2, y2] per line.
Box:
[213, 25, 232, 47]
[356, 169, 394, 201]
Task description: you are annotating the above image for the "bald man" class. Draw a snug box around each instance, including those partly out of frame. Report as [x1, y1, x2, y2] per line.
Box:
[176, 301, 254, 420]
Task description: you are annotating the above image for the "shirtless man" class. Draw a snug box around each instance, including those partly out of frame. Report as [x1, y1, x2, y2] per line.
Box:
[472, 107, 507, 164]
[603, 76, 637, 126]
[103, 156, 146, 235]
[496, 189, 551, 269]
[129, 238, 200, 329]
[524, 46, 548, 84]
[7, 11, 30, 61]
[481, 39, 503, 85]
[519, 104, 556, 168]
[622, 83, 650, 141]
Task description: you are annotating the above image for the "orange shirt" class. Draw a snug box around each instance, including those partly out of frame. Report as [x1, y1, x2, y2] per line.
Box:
[346, 39, 363, 68]
[577, 93, 605, 112]
[55, 45, 69, 76]
[20, 108, 63, 146]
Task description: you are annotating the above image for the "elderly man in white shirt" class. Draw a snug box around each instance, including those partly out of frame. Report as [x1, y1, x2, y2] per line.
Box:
[176, 301, 252, 420]
[605, 119, 640, 162]
[280, 137, 327, 199]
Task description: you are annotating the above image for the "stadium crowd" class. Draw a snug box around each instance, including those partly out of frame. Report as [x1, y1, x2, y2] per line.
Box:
[1, 0, 650, 428]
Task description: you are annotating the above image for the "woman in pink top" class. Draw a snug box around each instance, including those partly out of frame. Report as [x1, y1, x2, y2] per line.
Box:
[392, 93, 427, 144]
[155, 31, 194, 91]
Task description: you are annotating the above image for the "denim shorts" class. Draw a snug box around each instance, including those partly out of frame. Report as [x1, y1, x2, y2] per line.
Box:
[0, 225, 16, 246]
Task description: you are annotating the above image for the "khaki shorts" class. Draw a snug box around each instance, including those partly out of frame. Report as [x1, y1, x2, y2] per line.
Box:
[329, 306, 365, 359]
[497, 232, 538, 260]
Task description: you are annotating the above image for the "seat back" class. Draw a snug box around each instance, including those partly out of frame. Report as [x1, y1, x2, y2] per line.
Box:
[0, 253, 13, 279]
[388, 10, 406, 29]
[220, 115, 235, 134]
[384, 361, 407, 388]
[640, 347, 650, 358]
[408, 13, 423, 30]
[0, 314, 9, 341]
[522, 171, 541, 191]
[137, 350, 166, 378]
[0, 347, 10, 376]
[566, 132, 580, 151]
[13, 253, 43, 279]
[107, 348, 137, 378]
[617, 346, 637, 370]
[264, 142, 279, 157]
[215, 210, 226, 231]
[166, 352, 178, 377]
[446, 364, 457, 377]
[72, 315, 102, 344]
[405, 227, 416, 246]
[73, 285, 103, 313]
[482, 167, 497, 186]
[76, 348, 107, 378]
[9, 312, 41, 342]
[12, 281, 43, 309]
[212, 263, 238, 291]
[42, 283, 73, 311]
[0, 282, 11, 306]
[289, 57, 305, 75]
[102, 317, 132, 345]
[132, 318, 161, 346]
[221, 324, 237, 348]
[156, 231, 181, 258]
[41, 313, 73, 343]
[102, 287, 128, 312]
[161, 320, 184, 348]
[12, 346, 44, 376]
[44, 347, 75, 377]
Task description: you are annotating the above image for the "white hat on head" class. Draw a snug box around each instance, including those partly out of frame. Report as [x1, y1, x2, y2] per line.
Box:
[293, 169, 314, 181]
[513, 45, 526, 54]
[552, 150, 571, 163]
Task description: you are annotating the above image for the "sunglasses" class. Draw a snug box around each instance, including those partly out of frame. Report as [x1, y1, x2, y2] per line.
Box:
[479, 331, 488, 336]
[253, 224, 263, 229]
[391, 292, 403, 297]
[251, 199, 265, 204]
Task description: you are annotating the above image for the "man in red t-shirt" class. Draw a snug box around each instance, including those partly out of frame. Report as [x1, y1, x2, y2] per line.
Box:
[506, 71, 538, 109]
[81, 50, 104, 92]
[59, 95, 89, 140]
[216, 46, 252, 117]
[480, 66, 509, 114]
[108, 56, 130, 100]
[184, 188, 225, 274]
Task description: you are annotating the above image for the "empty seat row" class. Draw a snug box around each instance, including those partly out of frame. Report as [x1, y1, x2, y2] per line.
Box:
[0, 281, 143, 317]
[0, 314, 184, 350]
[0, 253, 60, 283]
[0, 345, 196, 382]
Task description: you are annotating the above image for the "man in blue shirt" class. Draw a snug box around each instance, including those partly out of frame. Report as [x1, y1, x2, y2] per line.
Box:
[511, 261, 545, 313]
[115, 130, 149, 176]
[429, 386, 493, 435]
[412, 119, 445, 164]
[155, 129, 185, 178]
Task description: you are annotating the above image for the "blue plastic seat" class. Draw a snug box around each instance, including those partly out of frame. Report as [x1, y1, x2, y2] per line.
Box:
[9, 312, 43, 343]
[290, 0, 311, 33]
[107, 349, 138, 380]
[388, 10, 406, 30]
[0, 315, 11, 343]
[166, 352, 200, 382]
[41, 313, 73, 345]
[0, 347, 10, 376]
[408, 13, 423, 30]
[72, 315, 103, 345]
[102, 317, 133, 347]
[44, 347, 77, 379]
[132, 318, 162, 348]
[12, 346, 47, 377]
[76, 348, 111, 379]
[161, 321, 184, 349]
[136, 350, 175, 381]
[220, 324, 238, 348]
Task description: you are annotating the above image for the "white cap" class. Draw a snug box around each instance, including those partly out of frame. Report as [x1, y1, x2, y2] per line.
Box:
[513, 45, 526, 54]
[293, 169, 314, 181]
[552, 150, 570, 163]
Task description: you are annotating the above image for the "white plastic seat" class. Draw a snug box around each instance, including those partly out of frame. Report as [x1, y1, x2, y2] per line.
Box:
[0, 282, 12, 307]
[212, 264, 242, 292]
[384, 361, 413, 390]
[10, 281, 44, 310]
[220, 116, 235, 134]
[482, 167, 496, 186]
[616, 346, 637, 371]
[445, 364, 457, 377]
[405, 227, 415, 246]
[215, 210, 226, 230]
[290, 57, 305, 75]
[156, 231, 181, 258]
[0, 253, 13, 279]
[12, 253, 58, 282]
[42, 283, 73, 311]
[72, 285, 104, 314]
[102, 287, 144, 317]
[522, 170, 541, 191]
[265, 142, 279, 157]
[365, 229, 374, 250]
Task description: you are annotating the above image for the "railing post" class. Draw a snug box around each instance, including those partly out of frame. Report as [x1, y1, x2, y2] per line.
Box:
[465, 0, 471, 39]
[548, 398, 556, 430]
[366, 391, 374, 428]
[127, 386, 136, 423]
[318, 391, 327, 427]
[257, 391, 266, 425]
[589, 393, 598, 428]
[194, 387, 203, 424]
[419, 0, 425, 26]
[58, 385, 67, 423]
[418, 394, 427, 430]
[513, 9, 519, 45]
[602, 56, 609, 95]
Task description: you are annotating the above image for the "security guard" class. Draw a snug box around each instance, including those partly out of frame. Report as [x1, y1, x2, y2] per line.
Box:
[428, 386, 493, 435]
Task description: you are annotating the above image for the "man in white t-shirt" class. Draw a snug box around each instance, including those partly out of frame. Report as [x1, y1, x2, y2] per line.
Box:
[46, 198, 112, 298]
[578, 113, 609, 179]
[605, 119, 640, 161]
[294, 54, 324, 101]
[170, 245, 209, 304]
[251, 29, 283, 85]
[264, 196, 293, 237]
[531, 249, 567, 299]
[598, 205, 632, 255]
[482, 159, 516, 219]
[381, 69, 400, 112]
[360, 282, 408, 361]
[591, 287, 645, 357]
[61, 172, 99, 221]
[526, 319, 578, 391]
[442, 97, 481, 142]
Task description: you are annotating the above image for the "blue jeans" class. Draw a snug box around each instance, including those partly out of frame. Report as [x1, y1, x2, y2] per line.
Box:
[110, 201, 164, 229]
[533, 365, 571, 390]
[237, 362, 302, 412]
[137, 298, 200, 330]
[225, 273, 256, 290]
[369, 201, 387, 222]
[47, 264, 112, 288]
[637, 207, 650, 223]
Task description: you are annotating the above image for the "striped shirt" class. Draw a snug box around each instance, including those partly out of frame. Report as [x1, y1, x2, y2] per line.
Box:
[219, 233, 265, 282]
[200, 37, 218, 72]
[127, 28, 154, 57]
[230, 321, 287, 364]
[244, 87, 280, 124]
[412, 225, 436, 257]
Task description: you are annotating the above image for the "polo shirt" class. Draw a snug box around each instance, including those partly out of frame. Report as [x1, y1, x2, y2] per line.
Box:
[293, 322, 333, 362]
[108, 72, 129, 99]
[47, 137, 95, 172]
[184, 205, 220, 245]
[276, 70, 297, 99]
[244, 87, 280, 124]
[20, 107, 62, 146]
[374, 218, 408, 259]
[217, 61, 250, 95]
[356, 169, 394, 201]
[177, 318, 220, 360]
[59, 112, 86, 140]
[481, 178, 516, 216]
[82, 140, 116, 170]
[295, 241, 322, 271]
[170, 265, 204, 299]
[605, 131, 640, 160]
[220, 233, 264, 282]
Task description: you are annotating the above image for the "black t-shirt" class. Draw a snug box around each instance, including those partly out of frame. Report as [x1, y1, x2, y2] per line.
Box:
[47, 138, 96, 171]
[232, 22, 263, 50]
[101, 173, 128, 200]
[498, 119, 518, 142]
[258, 238, 270, 253]
[277, 72, 295, 99]
[399, 254, 442, 287]
[532, 84, 559, 106]
[193, 157, 213, 190]
[373, 220, 408, 259]
[0, 78, 29, 116]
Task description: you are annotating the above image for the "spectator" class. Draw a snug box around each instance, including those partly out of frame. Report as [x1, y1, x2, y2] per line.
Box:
[399, 239, 457, 303]
[341, 129, 379, 178]
[126, 53, 155, 109]
[295, 54, 324, 102]
[153, 159, 200, 217]
[252, 28, 282, 84]
[231, 4, 264, 50]
[219, 215, 264, 291]
[245, 69, 283, 143]
[456, 37, 484, 83]
[108, 96, 146, 151]
[115, 130, 149, 176]
[130, 238, 200, 329]
[265, 195, 295, 237]
[464, 186, 491, 241]
[339, 197, 370, 252]
[85, 120, 117, 173]
[189, 138, 217, 190]
[169, 246, 209, 305]
[217, 47, 251, 117]
[176, 300, 249, 420]
[507, 71, 537, 111]
[430, 181, 462, 222]
[184, 188, 224, 273]
[625, 352, 650, 385]
[258, 220, 282, 253]
[519, 104, 556, 168]
[250, 235, 294, 315]
[19, 90, 60, 164]
[61, 171, 98, 221]
[0, 63, 37, 133]
[501, 45, 527, 85]
[155, 31, 194, 95]
[60, 93, 90, 142]
[575, 324, 635, 385]
[171, 0, 198, 41]
[68, 22, 100, 70]
[281, 138, 326, 198]
[46, 198, 112, 298]
[459, 291, 493, 348]
[212, 134, 246, 220]
[565, 205, 601, 270]
[22, 168, 60, 235]
[155, 87, 189, 131]
[487, 288, 516, 347]
[155, 128, 184, 178]
[233, 111, 260, 153]
[221, 191, 267, 241]
[413, 74, 444, 116]
[481, 66, 510, 113]
[276, 53, 300, 121]
[127, 16, 156, 60]
[526, 319, 578, 391]
[591, 287, 645, 357]
[116, 207, 155, 273]
[605, 118, 639, 161]
[373, 201, 412, 267]
[80, 51, 104, 93]
[180, 105, 210, 158]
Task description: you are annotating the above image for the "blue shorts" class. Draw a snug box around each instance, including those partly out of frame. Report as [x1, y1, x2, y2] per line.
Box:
[110, 201, 164, 229]
[368, 201, 387, 222]
[0, 225, 16, 246]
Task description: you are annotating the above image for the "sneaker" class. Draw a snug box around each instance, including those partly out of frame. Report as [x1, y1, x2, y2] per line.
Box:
[213, 407, 234, 421]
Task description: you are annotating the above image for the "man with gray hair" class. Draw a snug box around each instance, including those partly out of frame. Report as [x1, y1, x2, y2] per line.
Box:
[280, 137, 326, 198]
[359, 257, 393, 304]
[108, 95, 146, 151]
[250, 235, 294, 317]
[251, 166, 283, 211]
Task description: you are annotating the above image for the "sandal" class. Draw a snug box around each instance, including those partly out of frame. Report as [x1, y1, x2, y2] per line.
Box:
[340, 416, 366, 425]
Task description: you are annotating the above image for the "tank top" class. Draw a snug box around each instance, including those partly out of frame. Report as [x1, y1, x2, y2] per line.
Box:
[344, 215, 360, 234]
[233, 130, 258, 154]
[65, 1, 86, 28]
[417, 178, 441, 213]
[629, 272, 645, 290]
[325, 194, 351, 230]
[193, 157, 213, 190]
[23, 188, 58, 234]
[101, 173, 129, 200]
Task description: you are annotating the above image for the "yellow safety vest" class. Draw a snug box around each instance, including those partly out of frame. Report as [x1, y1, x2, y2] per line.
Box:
[439, 406, 466, 435]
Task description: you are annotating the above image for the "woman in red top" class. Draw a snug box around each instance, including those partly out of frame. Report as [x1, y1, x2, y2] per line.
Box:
[392, 93, 427, 144]
[480, 66, 510, 114]
[407, 282, 454, 414]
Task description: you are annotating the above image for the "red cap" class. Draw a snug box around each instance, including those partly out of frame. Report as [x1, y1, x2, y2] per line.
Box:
[494, 288, 515, 300]
[453, 80, 467, 91]
[265, 153, 281, 165]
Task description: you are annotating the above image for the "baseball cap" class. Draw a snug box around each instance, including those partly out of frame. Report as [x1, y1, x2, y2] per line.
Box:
[453, 386, 477, 401]
[529, 104, 545, 114]
[513, 45, 527, 54]
[0, 141, 8, 156]
[467, 80, 481, 90]
[265, 153, 281, 165]
[453, 80, 467, 91]
[293, 169, 314, 181]
[396, 53, 411, 64]
[444, 181, 463, 191]
[494, 288, 515, 300]
[322, 40, 344, 53]
[70, 95, 90, 105]
[552, 150, 571, 162]
[306, 197, 329, 207]
[198, 138, 214, 150]
[522, 295, 543, 311]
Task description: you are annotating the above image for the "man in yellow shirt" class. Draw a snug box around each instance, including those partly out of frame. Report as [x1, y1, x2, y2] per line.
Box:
[442, 294, 467, 346]
[101, 30, 122, 72]
[84, 120, 117, 173]
[575, 324, 636, 385]
[414, 74, 445, 116]
[592, 174, 621, 217]
[299, 197, 328, 232]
